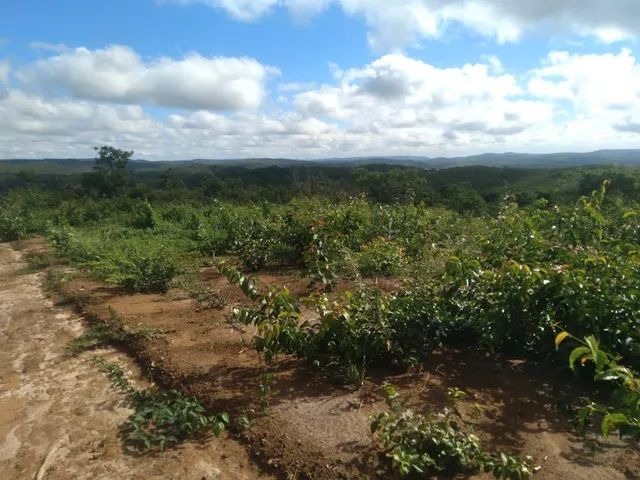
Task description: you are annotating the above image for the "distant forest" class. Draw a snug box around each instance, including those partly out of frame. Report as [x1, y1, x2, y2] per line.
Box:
[2, 154, 640, 212]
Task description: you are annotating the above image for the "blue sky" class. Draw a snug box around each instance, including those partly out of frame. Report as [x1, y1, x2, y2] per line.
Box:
[1, 1, 640, 159]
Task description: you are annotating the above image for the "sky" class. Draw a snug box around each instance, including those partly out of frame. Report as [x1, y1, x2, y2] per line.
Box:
[1, 1, 640, 160]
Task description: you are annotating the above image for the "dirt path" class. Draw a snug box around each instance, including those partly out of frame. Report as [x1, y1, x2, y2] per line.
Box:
[0, 244, 273, 480]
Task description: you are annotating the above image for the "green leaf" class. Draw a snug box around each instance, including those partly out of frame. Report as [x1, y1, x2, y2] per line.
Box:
[602, 412, 629, 437]
[568, 346, 590, 372]
[595, 365, 634, 382]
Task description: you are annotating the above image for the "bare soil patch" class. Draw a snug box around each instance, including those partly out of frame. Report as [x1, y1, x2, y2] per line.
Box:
[0, 242, 274, 480]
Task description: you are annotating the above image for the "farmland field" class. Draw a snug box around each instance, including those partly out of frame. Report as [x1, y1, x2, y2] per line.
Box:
[1, 150, 640, 479]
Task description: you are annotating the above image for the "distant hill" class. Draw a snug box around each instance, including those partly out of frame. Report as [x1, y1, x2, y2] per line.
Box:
[320, 149, 640, 168]
[1, 149, 640, 173]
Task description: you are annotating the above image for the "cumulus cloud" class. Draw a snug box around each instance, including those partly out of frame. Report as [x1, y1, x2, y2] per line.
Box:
[3, 46, 640, 159]
[0, 61, 9, 83]
[0, 90, 158, 136]
[525, 48, 640, 145]
[529, 48, 640, 115]
[293, 53, 548, 145]
[0, 61, 9, 101]
[616, 119, 640, 134]
[164, 0, 640, 49]
[18, 45, 275, 111]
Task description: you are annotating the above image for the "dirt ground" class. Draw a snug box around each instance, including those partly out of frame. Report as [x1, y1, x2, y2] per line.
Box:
[3, 239, 640, 480]
[0, 242, 274, 480]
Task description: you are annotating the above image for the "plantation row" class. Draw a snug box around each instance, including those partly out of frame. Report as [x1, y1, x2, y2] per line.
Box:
[4, 185, 639, 355]
[2, 179, 639, 475]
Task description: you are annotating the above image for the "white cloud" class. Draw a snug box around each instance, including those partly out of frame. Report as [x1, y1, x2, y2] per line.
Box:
[529, 48, 640, 115]
[528, 48, 640, 140]
[0, 61, 9, 101]
[4, 47, 640, 159]
[278, 81, 318, 92]
[0, 61, 9, 83]
[163, 1, 640, 50]
[0, 90, 158, 136]
[162, 0, 279, 20]
[293, 53, 544, 144]
[29, 41, 70, 53]
[18, 45, 275, 111]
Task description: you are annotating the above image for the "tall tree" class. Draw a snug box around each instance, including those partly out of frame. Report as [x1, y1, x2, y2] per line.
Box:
[82, 146, 133, 196]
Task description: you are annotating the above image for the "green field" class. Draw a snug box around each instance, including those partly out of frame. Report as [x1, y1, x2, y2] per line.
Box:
[2, 147, 640, 478]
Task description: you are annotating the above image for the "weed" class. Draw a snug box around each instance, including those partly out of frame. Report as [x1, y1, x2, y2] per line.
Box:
[67, 320, 128, 355]
[172, 273, 226, 310]
[92, 245, 180, 293]
[67, 305, 163, 355]
[43, 268, 73, 292]
[236, 415, 251, 430]
[371, 386, 535, 479]
[93, 358, 229, 451]
[92, 357, 133, 393]
[22, 251, 55, 272]
[125, 389, 229, 451]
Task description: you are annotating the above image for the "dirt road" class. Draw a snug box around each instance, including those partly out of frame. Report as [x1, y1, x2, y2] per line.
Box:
[0, 244, 272, 480]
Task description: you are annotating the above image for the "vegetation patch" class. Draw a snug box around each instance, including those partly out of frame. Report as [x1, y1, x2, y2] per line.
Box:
[371, 385, 535, 479]
[67, 320, 129, 355]
[557, 332, 640, 439]
[93, 358, 229, 451]
[6, 146, 640, 478]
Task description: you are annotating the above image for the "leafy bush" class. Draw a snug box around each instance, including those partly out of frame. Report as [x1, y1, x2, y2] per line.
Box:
[0, 191, 51, 240]
[0, 210, 27, 241]
[94, 358, 228, 451]
[443, 185, 640, 363]
[92, 243, 180, 293]
[131, 200, 158, 229]
[304, 288, 447, 383]
[371, 386, 535, 479]
[371, 408, 489, 476]
[303, 230, 337, 290]
[221, 263, 302, 363]
[556, 332, 640, 439]
[357, 236, 406, 276]
[48, 224, 100, 263]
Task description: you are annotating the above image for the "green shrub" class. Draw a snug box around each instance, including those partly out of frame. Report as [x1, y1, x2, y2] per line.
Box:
[442, 186, 640, 363]
[131, 200, 158, 229]
[371, 388, 534, 479]
[94, 359, 229, 451]
[301, 288, 444, 384]
[357, 236, 406, 276]
[372, 409, 489, 476]
[557, 332, 640, 439]
[92, 244, 180, 293]
[0, 211, 27, 241]
[221, 263, 301, 363]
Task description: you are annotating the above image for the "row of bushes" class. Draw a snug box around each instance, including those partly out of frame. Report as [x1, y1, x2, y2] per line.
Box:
[225, 186, 640, 386]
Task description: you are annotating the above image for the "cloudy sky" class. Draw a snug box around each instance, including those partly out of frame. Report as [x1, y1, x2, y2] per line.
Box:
[2, 1, 640, 159]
